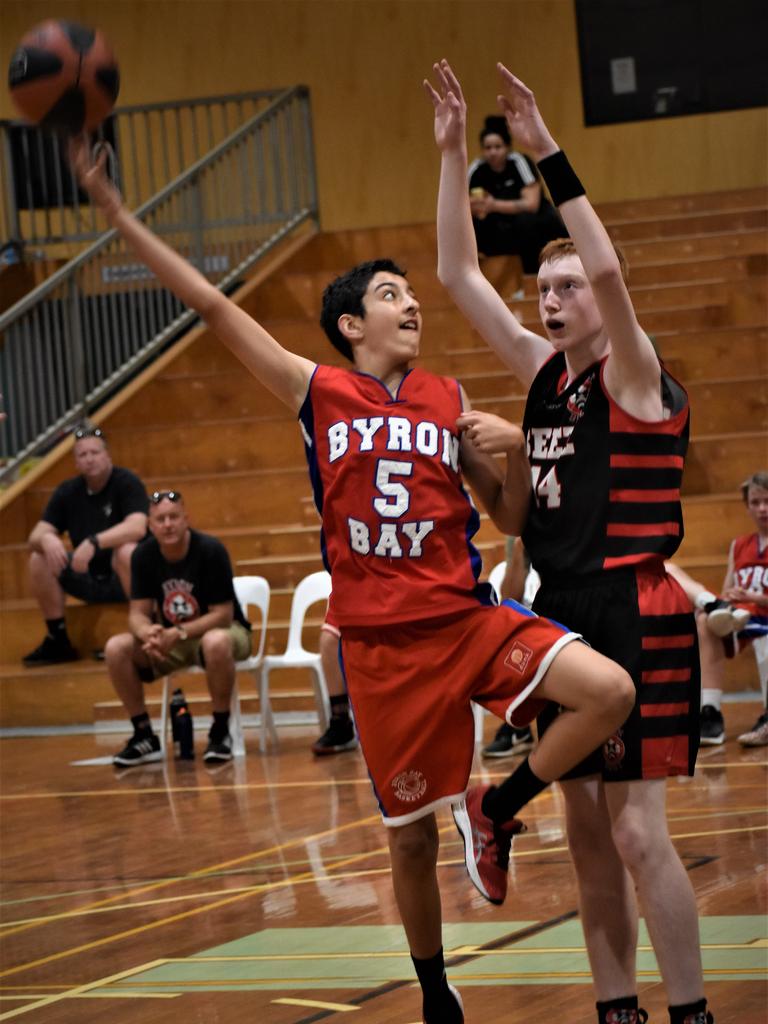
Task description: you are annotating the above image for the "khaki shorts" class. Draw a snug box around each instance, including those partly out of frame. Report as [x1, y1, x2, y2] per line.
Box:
[139, 622, 252, 681]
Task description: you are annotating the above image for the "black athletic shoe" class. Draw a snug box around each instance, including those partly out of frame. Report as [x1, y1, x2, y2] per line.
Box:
[482, 722, 534, 758]
[703, 598, 750, 638]
[22, 634, 79, 667]
[113, 733, 162, 766]
[312, 716, 358, 756]
[203, 734, 233, 763]
[700, 704, 725, 746]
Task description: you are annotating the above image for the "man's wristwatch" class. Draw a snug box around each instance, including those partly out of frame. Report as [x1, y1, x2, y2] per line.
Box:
[177, 625, 189, 641]
[88, 534, 100, 550]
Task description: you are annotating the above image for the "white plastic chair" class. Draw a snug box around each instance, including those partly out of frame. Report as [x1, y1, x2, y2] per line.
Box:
[159, 575, 270, 759]
[259, 570, 333, 753]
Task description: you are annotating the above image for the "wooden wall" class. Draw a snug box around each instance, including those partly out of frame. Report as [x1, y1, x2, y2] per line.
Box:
[1, 0, 766, 232]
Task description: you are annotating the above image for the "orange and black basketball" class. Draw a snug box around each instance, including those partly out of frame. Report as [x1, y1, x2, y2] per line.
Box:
[8, 20, 119, 135]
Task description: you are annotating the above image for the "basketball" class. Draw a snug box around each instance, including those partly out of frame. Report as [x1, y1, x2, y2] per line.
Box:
[7, 20, 119, 135]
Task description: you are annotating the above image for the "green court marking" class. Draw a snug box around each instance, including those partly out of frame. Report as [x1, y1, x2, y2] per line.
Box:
[103, 917, 767, 992]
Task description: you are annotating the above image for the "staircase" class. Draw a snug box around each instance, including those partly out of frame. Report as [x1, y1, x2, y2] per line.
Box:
[0, 186, 766, 730]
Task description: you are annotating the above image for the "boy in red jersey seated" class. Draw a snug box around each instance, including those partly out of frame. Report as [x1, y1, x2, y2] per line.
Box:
[71, 140, 634, 1024]
[427, 59, 715, 1024]
[666, 471, 768, 747]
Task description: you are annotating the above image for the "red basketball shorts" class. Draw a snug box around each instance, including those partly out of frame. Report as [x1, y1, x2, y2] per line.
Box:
[340, 602, 580, 826]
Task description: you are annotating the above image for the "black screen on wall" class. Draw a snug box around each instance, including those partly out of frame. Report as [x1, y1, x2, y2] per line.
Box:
[575, 0, 768, 125]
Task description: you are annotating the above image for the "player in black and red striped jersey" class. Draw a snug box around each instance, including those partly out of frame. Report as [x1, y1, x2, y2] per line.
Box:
[71, 137, 636, 1024]
[428, 59, 714, 1024]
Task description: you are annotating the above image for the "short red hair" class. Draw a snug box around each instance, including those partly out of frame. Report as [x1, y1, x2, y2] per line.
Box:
[538, 237, 629, 285]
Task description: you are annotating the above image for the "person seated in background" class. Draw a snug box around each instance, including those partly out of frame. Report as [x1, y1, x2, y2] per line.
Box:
[468, 114, 565, 276]
[665, 470, 768, 746]
[312, 610, 359, 756]
[483, 535, 539, 758]
[106, 489, 252, 767]
[23, 425, 148, 667]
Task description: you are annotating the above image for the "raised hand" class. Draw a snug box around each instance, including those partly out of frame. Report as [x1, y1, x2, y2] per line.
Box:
[423, 58, 467, 153]
[68, 134, 123, 218]
[496, 63, 558, 161]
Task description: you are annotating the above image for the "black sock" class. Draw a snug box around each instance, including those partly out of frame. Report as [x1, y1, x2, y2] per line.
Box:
[411, 949, 462, 1024]
[210, 710, 230, 741]
[596, 995, 640, 1023]
[45, 618, 68, 641]
[131, 712, 152, 736]
[669, 998, 709, 1024]
[329, 694, 350, 719]
[482, 756, 548, 822]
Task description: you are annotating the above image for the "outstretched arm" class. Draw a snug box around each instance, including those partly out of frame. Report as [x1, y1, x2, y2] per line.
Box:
[70, 139, 315, 414]
[497, 65, 661, 418]
[424, 60, 552, 389]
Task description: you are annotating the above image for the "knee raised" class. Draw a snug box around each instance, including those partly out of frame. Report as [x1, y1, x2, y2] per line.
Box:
[605, 666, 636, 724]
[112, 543, 136, 570]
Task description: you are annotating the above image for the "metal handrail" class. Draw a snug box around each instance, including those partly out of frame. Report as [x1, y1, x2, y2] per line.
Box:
[0, 85, 318, 482]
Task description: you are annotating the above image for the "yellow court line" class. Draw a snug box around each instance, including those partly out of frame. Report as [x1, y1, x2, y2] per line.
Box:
[0, 841, 401, 982]
[0, 959, 167, 1022]
[0, 811, 381, 940]
[273, 997, 359, 1011]
[1, 760, 764, 802]
[3, 821, 766, 936]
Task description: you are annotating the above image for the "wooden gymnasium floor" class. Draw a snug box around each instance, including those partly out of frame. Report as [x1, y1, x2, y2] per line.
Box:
[0, 703, 766, 1024]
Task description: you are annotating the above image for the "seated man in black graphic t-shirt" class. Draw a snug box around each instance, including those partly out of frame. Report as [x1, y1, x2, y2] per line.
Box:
[23, 426, 149, 667]
[105, 489, 252, 766]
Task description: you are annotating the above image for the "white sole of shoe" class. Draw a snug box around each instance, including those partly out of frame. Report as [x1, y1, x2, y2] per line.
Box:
[451, 800, 492, 902]
[700, 733, 725, 746]
[706, 608, 738, 638]
[113, 750, 163, 766]
[448, 983, 464, 1018]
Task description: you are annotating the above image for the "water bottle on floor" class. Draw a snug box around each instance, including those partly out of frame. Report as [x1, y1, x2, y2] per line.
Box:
[169, 687, 195, 760]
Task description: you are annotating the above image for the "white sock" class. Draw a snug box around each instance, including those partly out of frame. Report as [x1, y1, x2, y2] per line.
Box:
[694, 590, 718, 612]
[702, 688, 722, 711]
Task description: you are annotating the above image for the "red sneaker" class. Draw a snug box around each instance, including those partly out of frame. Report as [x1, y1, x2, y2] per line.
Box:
[452, 785, 525, 905]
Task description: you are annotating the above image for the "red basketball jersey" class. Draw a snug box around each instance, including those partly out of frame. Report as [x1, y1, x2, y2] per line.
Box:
[299, 365, 489, 626]
[732, 532, 768, 616]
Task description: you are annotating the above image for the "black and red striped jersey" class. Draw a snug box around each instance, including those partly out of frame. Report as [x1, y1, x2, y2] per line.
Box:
[522, 353, 689, 580]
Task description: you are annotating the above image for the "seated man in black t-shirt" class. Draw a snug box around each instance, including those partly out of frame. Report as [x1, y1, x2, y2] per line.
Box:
[23, 426, 149, 666]
[106, 489, 253, 766]
[468, 115, 565, 275]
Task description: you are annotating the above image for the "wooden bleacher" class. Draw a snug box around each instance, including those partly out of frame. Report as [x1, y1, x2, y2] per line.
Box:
[0, 186, 766, 730]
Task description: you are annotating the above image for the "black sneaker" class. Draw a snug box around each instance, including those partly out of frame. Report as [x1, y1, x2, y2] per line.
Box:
[703, 598, 750, 638]
[312, 716, 358, 756]
[482, 723, 534, 758]
[203, 733, 232, 763]
[22, 634, 79, 667]
[700, 704, 725, 746]
[113, 732, 162, 766]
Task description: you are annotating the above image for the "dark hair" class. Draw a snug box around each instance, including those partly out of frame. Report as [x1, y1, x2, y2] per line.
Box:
[319, 258, 407, 361]
[741, 471, 768, 502]
[480, 115, 510, 147]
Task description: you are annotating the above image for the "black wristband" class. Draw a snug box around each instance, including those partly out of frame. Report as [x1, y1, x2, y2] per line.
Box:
[88, 533, 100, 550]
[536, 150, 586, 207]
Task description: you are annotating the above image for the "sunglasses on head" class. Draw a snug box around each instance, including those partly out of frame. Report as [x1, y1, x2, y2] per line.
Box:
[74, 426, 105, 440]
[150, 490, 183, 504]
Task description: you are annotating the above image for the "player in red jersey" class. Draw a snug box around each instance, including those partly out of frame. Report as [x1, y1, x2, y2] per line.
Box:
[666, 471, 768, 746]
[427, 60, 714, 1024]
[71, 140, 634, 1024]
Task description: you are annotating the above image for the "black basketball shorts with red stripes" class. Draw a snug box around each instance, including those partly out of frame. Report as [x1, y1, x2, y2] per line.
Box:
[534, 562, 701, 780]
